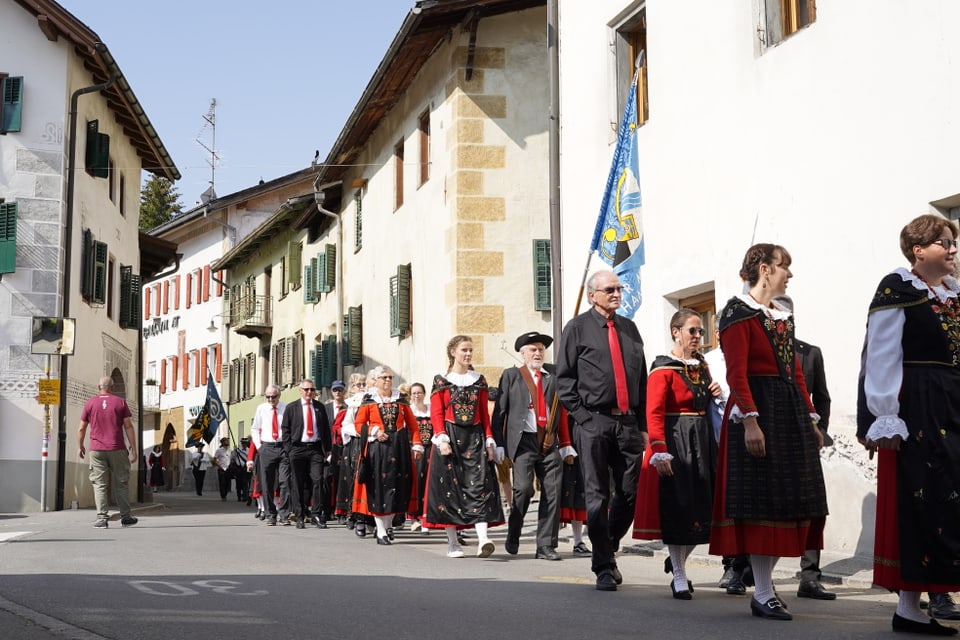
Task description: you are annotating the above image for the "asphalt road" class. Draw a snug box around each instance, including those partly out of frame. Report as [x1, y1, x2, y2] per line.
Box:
[0, 492, 924, 640]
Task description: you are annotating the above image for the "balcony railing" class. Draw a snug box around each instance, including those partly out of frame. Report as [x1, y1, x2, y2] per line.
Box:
[143, 385, 160, 411]
[228, 294, 272, 338]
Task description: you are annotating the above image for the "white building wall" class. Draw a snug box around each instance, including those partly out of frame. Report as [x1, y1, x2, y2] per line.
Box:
[559, 0, 960, 556]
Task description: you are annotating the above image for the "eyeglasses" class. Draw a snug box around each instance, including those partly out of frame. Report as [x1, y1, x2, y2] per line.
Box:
[378, 375, 394, 380]
[596, 286, 623, 295]
[929, 238, 958, 250]
[686, 327, 705, 336]
[265, 395, 278, 399]
[300, 387, 316, 392]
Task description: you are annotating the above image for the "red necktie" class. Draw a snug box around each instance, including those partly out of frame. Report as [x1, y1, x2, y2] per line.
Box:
[305, 402, 314, 438]
[607, 320, 630, 413]
[535, 371, 547, 428]
[272, 406, 279, 440]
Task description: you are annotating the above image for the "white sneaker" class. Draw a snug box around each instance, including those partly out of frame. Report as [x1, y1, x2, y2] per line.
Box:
[447, 544, 465, 558]
[477, 540, 495, 558]
[409, 520, 422, 532]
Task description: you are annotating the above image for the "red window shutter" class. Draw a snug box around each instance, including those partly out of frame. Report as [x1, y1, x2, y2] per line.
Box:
[174, 275, 181, 310]
[144, 286, 152, 320]
[186, 273, 193, 308]
[162, 281, 169, 315]
[215, 344, 222, 382]
[201, 348, 208, 384]
[159, 360, 167, 394]
[182, 354, 189, 390]
[171, 355, 178, 390]
[216, 271, 223, 296]
[202, 265, 211, 302]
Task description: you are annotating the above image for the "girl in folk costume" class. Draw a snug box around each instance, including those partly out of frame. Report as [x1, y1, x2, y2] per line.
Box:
[708, 243, 827, 622]
[423, 335, 504, 558]
[633, 309, 721, 600]
[407, 382, 432, 532]
[350, 366, 423, 545]
[146, 445, 165, 492]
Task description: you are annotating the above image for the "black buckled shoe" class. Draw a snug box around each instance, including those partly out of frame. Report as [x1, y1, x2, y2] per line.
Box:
[751, 597, 793, 621]
[893, 613, 959, 635]
[797, 580, 837, 601]
[671, 581, 693, 600]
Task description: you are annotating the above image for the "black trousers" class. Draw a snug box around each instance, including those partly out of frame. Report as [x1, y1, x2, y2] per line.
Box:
[258, 443, 288, 518]
[573, 413, 645, 575]
[192, 468, 206, 496]
[217, 468, 232, 499]
[289, 443, 327, 521]
[508, 433, 563, 549]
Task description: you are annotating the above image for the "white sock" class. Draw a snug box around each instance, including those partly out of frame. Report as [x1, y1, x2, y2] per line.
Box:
[750, 554, 779, 602]
[572, 521, 584, 546]
[374, 515, 390, 538]
[475, 521, 489, 542]
[668, 545, 689, 591]
[896, 591, 928, 623]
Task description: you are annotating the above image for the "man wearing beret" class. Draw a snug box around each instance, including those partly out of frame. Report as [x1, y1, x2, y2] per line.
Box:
[493, 332, 577, 561]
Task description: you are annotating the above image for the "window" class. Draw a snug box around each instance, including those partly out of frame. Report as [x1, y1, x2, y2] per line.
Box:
[342, 306, 363, 366]
[680, 290, 717, 353]
[119, 173, 126, 216]
[1, 75, 23, 133]
[119, 265, 141, 329]
[108, 159, 115, 202]
[107, 257, 115, 319]
[764, 0, 816, 47]
[532, 239, 551, 311]
[418, 110, 430, 186]
[354, 190, 363, 252]
[389, 264, 411, 338]
[84, 120, 109, 178]
[394, 139, 404, 210]
[614, 10, 648, 127]
[80, 229, 107, 304]
[0, 201, 16, 274]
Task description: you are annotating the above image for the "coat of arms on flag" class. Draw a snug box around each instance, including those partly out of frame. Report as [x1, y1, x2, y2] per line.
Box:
[185, 372, 227, 447]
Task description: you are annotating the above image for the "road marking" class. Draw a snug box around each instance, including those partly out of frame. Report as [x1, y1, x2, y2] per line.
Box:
[0, 531, 31, 543]
[0, 593, 108, 639]
[129, 579, 268, 597]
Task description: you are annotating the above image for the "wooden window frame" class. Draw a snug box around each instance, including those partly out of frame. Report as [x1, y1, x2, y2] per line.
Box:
[394, 139, 404, 210]
[679, 290, 718, 353]
[418, 110, 430, 187]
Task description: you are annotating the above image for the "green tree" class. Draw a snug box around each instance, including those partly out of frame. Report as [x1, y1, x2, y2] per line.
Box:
[139, 175, 183, 232]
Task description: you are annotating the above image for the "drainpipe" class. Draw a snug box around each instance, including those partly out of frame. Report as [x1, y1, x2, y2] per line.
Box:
[312, 176, 343, 381]
[56, 44, 116, 511]
[547, 0, 563, 341]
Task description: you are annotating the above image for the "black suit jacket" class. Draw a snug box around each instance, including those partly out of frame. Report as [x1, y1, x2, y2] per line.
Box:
[492, 366, 557, 460]
[796, 339, 831, 431]
[280, 399, 332, 456]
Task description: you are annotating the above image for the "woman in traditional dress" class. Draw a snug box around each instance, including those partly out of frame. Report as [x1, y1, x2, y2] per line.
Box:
[860, 214, 960, 636]
[633, 309, 720, 599]
[708, 243, 827, 621]
[146, 445, 165, 492]
[423, 335, 504, 558]
[407, 382, 432, 532]
[335, 373, 370, 535]
[351, 366, 423, 545]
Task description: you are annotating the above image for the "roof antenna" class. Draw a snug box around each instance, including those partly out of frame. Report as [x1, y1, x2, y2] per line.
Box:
[196, 98, 219, 203]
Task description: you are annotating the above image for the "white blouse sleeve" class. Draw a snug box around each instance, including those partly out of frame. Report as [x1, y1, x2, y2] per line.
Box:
[864, 306, 910, 441]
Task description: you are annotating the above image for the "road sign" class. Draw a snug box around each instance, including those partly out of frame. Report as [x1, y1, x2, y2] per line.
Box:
[38, 379, 60, 405]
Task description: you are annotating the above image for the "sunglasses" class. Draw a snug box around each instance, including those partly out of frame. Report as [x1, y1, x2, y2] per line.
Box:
[378, 375, 394, 380]
[596, 285, 623, 295]
[929, 238, 958, 250]
[685, 327, 705, 336]
[265, 395, 278, 399]
[300, 387, 316, 392]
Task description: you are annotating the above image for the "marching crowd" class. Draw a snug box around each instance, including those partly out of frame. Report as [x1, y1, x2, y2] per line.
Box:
[87, 214, 960, 636]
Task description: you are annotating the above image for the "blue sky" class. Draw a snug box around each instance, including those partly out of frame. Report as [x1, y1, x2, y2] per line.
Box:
[56, 1, 414, 206]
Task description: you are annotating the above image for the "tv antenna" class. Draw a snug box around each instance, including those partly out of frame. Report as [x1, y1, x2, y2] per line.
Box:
[195, 98, 219, 202]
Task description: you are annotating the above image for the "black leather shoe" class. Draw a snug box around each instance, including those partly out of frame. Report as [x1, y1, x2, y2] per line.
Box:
[355, 525, 367, 538]
[295, 519, 305, 529]
[505, 537, 519, 555]
[930, 593, 960, 621]
[726, 572, 747, 596]
[797, 580, 837, 601]
[671, 581, 693, 600]
[610, 565, 623, 585]
[377, 536, 392, 546]
[596, 570, 617, 591]
[893, 613, 959, 635]
[386, 527, 395, 541]
[535, 547, 562, 561]
[266, 516, 277, 526]
[719, 566, 736, 589]
[751, 597, 793, 621]
[664, 556, 673, 574]
[312, 516, 327, 529]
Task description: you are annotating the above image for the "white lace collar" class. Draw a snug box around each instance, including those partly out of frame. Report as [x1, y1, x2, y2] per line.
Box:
[369, 389, 400, 403]
[893, 267, 960, 300]
[665, 353, 701, 365]
[444, 370, 480, 386]
[735, 293, 793, 321]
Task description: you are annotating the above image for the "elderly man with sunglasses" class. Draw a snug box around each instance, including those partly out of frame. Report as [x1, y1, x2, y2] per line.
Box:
[282, 379, 332, 529]
[557, 269, 649, 592]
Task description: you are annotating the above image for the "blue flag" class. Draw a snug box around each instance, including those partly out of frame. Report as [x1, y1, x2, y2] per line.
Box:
[186, 372, 226, 447]
[590, 75, 644, 319]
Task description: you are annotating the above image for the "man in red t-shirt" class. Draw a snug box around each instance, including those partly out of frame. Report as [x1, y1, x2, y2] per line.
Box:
[77, 376, 138, 528]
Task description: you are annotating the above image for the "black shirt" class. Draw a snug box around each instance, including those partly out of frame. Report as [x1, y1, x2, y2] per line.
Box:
[556, 306, 647, 429]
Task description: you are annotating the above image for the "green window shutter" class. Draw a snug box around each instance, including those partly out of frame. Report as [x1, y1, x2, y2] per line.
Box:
[321, 335, 337, 387]
[0, 201, 17, 274]
[288, 241, 302, 287]
[80, 229, 92, 298]
[341, 314, 351, 364]
[84, 120, 109, 179]
[348, 306, 362, 365]
[389, 273, 399, 337]
[397, 263, 411, 334]
[303, 262, 317, 303]
[119, 265, 141, 329]
[316, 253, 330, 294]
[1, 76, 23, 133]
[354, 191, 363, 251]
[533, 239, 552, 311]
[308, 348, 317, 381]
[91, 241, 108, 304]
[324, 243, 336, 291]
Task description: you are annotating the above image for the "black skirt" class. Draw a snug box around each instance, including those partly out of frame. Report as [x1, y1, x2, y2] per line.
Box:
[361, 429, 415, 515]
[424, 422, 504, 527]
[659, 415, 716, 545]
[336, 438, 360, 514]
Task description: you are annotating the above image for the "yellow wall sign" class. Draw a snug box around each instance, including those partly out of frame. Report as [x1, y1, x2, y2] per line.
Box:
[38, 379, 60, 405]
